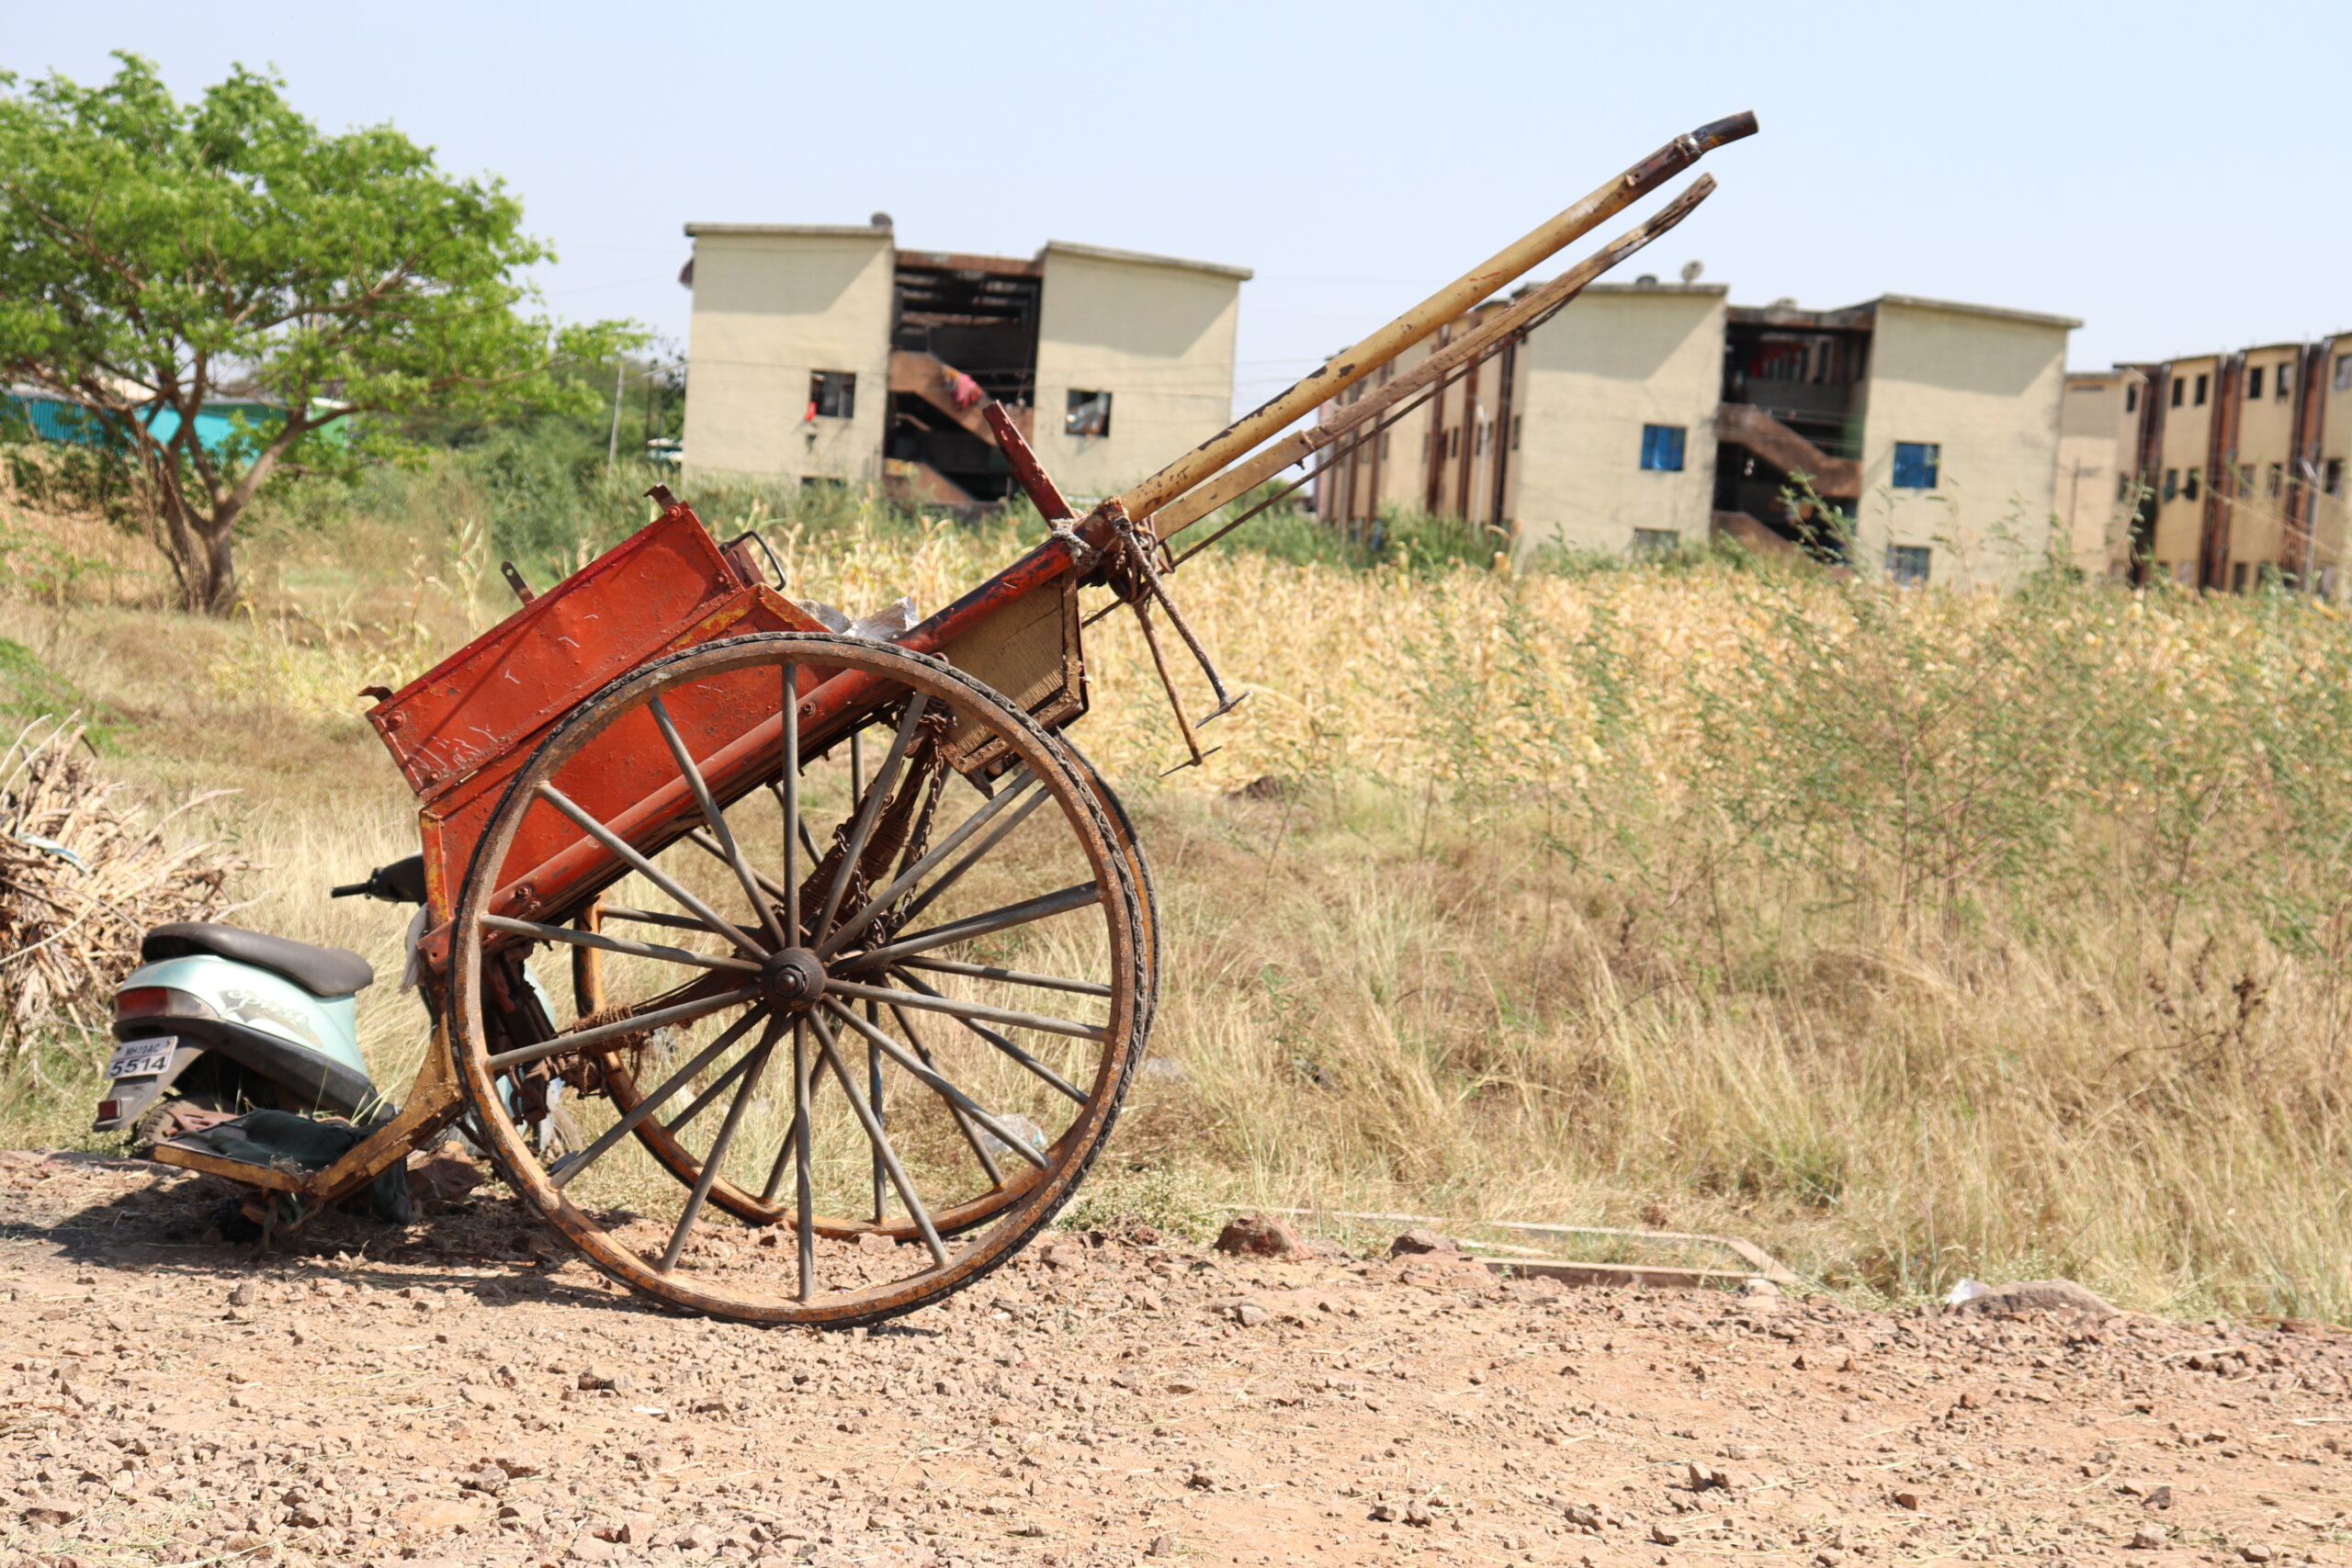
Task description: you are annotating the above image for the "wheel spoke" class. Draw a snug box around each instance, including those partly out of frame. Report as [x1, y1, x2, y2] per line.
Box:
[888, 967, 1090, 1103]
[827, 977, 1103, 1043]
[821, 998, 1051, 1171]
[815, 696, 931, 942]
[490, 986, 761, 1071]
[883, 997, 1005, 1189]
[836, 883, 1102, 970]
[537, 783, 766, 960]
[779, 660, 802, 943]
[818, 769, 1040, 958]
[598, 903, 757, 940]
[893, 954, 1114, 998]
[663, 1037, 766, 1134]
[808, 1010, 951, 1267]
[546, 1005, 770, 1188]
[657, 1018, 782, 1274]
[887, 785, 1053, 933]
[792, 1020, 815, 1297]
[867, 998, 887, 1225]
[482, 913, 760, 975]
[650, 696, 787, 948]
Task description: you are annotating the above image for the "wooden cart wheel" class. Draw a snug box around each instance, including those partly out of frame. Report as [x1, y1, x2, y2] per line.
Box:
[450, 632, 1150, 1325]
[583, 731, 1161, 1239]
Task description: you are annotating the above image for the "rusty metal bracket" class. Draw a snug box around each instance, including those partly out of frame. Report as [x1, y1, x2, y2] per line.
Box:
[1094, 500, 1249, 773]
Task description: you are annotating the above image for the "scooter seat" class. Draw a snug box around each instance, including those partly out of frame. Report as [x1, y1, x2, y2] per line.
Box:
[142, 923, 376, 998]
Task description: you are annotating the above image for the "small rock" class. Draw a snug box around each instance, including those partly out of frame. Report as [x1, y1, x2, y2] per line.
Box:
[1232, 1302, 1270, 1328]
[1389, 1227, 1459, 1258]
[1404, 1499, 1434, 1527]
[2239, 1546, 2276, 1563]
[855, 1233, 896, 1256]
[1369, 1502, 1398, 1522]
[1215, 1213, 1304, 1258]
[1815, 1552, 1845, 1568]
[1950, 1278, 2118, 1317]
[1186, 1468, 1216, 1491]
[1892, 1490, 1921, 1511]
[1650, 1522, 1681, 1546]
[227, 1281, 255, 1308]
[1741, 1278, 1780, 1296]
[2132, 1529, 2165, 1550]
[2143, 1485, 2175, 1510]
[1148, 1534, 1178, 1557]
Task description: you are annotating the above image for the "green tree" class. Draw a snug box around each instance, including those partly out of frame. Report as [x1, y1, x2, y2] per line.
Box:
[0, 53, 637, 612]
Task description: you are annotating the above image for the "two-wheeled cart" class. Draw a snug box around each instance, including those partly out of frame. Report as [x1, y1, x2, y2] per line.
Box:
[150, 114, 1757, 1325]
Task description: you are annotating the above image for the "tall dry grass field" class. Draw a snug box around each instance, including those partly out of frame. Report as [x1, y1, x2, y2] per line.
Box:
[6, 472, 2351, 1320]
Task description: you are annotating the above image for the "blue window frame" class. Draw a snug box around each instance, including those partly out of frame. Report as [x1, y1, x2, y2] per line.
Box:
[1887, 544, 1932, 586]
[1639, 423, 1686, 472]
[1892, 441, 1940, 490]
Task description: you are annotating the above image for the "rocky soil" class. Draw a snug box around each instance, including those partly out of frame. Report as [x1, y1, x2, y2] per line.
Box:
[2, 1149, 2350, 1568]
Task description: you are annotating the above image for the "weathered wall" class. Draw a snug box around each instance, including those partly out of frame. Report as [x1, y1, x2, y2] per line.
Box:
[1506, 283, 1727, 558]
[682, 226, 895, 486]
[1855, 298, 2073, 589]
[2148, 353, 2216, 580]
[2056, 370, 2135, 577]
[1034, 243, 1247, 500]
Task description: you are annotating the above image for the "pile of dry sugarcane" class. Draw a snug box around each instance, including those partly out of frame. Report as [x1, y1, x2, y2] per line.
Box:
[0, 717, 249, 1059]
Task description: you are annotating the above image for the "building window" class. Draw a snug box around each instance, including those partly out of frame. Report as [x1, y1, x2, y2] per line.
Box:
[1638, 423, 1686, 471]
[2248, 367, 2265, 400]
[2171, 378, 2185, 408]
[808, 370, 856, 420]
[2195, 374, 2209, 406]
[2163, 468, 2179, 502]
[2278, 363, 2292, 398]
[2233, 562, 2249, 594]
[1476, 420, 1491, 457]
[2125, 384, 2139, 412]
[1887, 544, 1932, 585]
[1892, 441, 1939, 489]
[1446, 427, 1460, 459]
[2185, 468, 2201, 501]
[2337, 355, 2352, 393]
[1065, 389, 1113, 438]
[2327, 458, 2345, 497]
[1632, 528, 1679, 557]
[2269, 462, 2284, 496]
[1510, 414, 1521, 451]
[2238, 463, 2255, 492]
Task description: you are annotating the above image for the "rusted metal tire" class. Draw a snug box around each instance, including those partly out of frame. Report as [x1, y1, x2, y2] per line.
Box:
[596, 733, 1158, 1241]
[450, 632, 1150, 1326]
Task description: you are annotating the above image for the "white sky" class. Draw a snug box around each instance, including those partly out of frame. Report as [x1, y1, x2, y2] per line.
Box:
[12, 0, 2349, 413]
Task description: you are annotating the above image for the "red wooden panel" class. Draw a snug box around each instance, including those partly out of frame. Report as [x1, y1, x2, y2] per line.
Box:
[368, 508, 755, 801]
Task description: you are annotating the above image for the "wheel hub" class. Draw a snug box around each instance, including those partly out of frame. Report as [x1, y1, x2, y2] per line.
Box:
[762, 947, 827, 1010]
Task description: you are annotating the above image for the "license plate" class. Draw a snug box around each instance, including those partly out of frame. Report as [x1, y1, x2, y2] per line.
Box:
[106, 1038, 179, 1079]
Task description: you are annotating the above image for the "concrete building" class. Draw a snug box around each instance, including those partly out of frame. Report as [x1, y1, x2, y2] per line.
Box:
[679, 217, 1250, 507]
[2055, 337, 2352, 592]
[1315, 279, 2079, 589]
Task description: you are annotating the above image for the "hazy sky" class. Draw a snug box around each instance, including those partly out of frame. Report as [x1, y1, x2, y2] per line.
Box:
[12, 1, 2348, 412]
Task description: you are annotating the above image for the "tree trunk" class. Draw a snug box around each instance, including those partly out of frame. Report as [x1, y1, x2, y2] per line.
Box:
[154, 486, 241, 615]
[196, 520, 239, 615]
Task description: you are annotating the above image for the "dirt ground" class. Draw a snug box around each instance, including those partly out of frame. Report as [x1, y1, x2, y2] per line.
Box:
[1, 1150, 2349, 1568]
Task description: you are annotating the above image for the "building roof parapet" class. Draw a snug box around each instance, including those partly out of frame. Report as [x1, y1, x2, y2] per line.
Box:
[1872, 293, 2083, 331]
[1039, 240, 1253, 281]
[684, 222, 892, 239]
[1582, 281, 1728, 297]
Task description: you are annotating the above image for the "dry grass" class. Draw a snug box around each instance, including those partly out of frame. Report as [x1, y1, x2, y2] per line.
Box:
[6, 476, 2352, 1322]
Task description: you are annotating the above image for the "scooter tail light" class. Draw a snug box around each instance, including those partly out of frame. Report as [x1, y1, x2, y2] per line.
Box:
[115, 986, 215, 1021]
[96, 1100, 120, 1122]
[116, 987, 171, 1019]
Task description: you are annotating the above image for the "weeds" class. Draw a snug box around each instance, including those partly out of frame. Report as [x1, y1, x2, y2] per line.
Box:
[7, 478, 2352, 1319]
